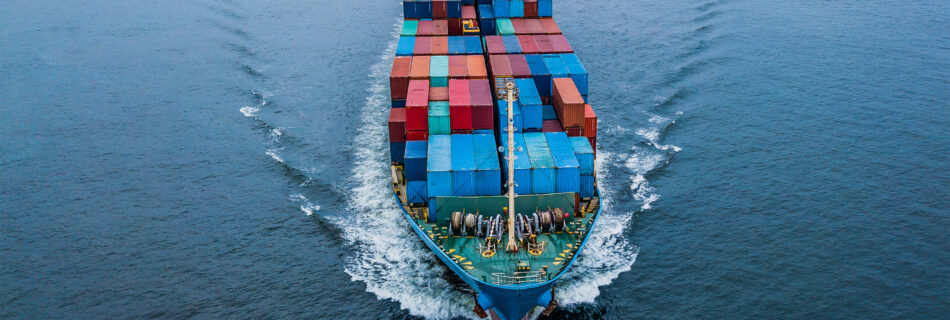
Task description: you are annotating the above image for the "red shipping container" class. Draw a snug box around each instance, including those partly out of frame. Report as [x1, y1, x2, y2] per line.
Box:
[409, 56, 430, 80]
[553, 78, 585, 128]
[390, 56, 411, 99]
[540, 18, 561, 34]
[534, 35, 555, 53]
[484, 36, 506, 54]
[584, 104, 597, 138]
[388, 108, 407, 142]
[448, 55, 468, 79]
[406, 107, 428, 131]
[448, 18, 463, 36]
[414, 36, 432, 55]
[433, 0, 447, 18]
[449, 79, 473, 130]
[462, 5, 476, 19]
[517, 35, 540, 54]
[469, 79, 494, 130]
[407, 130, 429, 141]
[417, 20, 434, 36]
[542, 119, 561, 132]
[565, 126, 583, 137]
[524, 19, 545, 34]
[429, 86, 449, 101]
[432, 20, 449, 36]
[524, 0, 538, 17]
[407, 80, 430, 107]
[489, 54, 512, 77]
[550, 34, 574, 53]
[466, 55, 488, 79]
[588, 136, 597, 154]
[540, 96, 551, 105]
[511, 19, 528, 34]
[430, 36, 448, 55]
[406, 80, 430, 131]
[508, 54, 532, 78]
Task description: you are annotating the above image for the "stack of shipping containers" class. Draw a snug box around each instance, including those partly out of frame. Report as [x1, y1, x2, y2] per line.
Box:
[478, 0, 598, 198]
[389, 0, 599, 210]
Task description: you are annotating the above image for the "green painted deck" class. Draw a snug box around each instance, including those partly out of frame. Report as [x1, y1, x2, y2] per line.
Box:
[391, 165, 600, 286]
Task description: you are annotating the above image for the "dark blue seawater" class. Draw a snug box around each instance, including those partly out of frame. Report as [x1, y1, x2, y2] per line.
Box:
[2, 0, 948, 319]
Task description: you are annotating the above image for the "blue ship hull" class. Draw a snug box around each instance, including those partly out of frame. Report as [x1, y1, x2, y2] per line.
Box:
[392, 190, 603, 320]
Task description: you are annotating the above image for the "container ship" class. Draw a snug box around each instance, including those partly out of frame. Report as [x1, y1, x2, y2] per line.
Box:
[387, 1, 599, 319]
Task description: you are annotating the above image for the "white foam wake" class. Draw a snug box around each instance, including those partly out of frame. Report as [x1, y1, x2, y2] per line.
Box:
[289, 193, 320, 216]
[240, 106, 259, 118]
[556, 151, 640, 305]
[265, 148, 284, 163]
[332, 19, 476, 320]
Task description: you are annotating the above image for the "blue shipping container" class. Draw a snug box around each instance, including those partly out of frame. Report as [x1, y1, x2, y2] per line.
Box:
[464, 36, 483, 54]
[427, 135, 453, 198]
[525, 55, 552, 97]
[472, 134, 502, 196]
[396, 36, 415, 56]
[447, 0, 462, 17]
[542, 54, 569, 78]
[569, 137, 595, 175]
[478, 5, 496, 35]
[561, 54, 589, 95]
[501, 133, 533, 195]
[451, 134, 477, 196]
[497, 99, 523, 133]
[418, 1, 433, 18]
[407, 180, 428, 204]
[403, 1, 417, 19]
[448, 36, 466, 55]
[502, 35, 522, 53]
[580, 175, 595, 198]
[473, 129, 494, 135]
[392, 100, 406, 108]
[509, 0, 524, 18]
[405, 140, 428, 181]
[391, 142, 406, 163]
[523, 133, 556, 194]
[514, 79, 543, 131]
[538, 0, 552, 17]
[493, 0, 509, 18]
[545, 132, 580, 194]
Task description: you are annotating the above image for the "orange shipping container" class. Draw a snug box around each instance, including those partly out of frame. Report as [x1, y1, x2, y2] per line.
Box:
[432, 20, 449, 36]
[390, 57, 412, 99]
[553, 78, 585, 128]
[448, 55, 468, 79]
[540, 18, 561, 34]
[584, 104, 597, 138]
[466, 55, 488, 79]
[409, 56, 431, 80]
[430, 36, 449, 55]
[429, 87, 450, 101]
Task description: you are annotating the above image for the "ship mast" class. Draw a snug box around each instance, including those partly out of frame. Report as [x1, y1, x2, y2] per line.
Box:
[504, 80, 519, 253]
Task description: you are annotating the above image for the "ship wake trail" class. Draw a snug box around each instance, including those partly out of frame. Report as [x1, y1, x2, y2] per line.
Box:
[555, 151, 641, 305]
[334, 19, 474, 320]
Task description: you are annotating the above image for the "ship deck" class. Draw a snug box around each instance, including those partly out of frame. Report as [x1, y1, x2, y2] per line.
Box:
[392, 165, 599, 285]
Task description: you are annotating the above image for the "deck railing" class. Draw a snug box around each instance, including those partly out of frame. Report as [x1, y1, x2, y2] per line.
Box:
[491, 270, 549, 285]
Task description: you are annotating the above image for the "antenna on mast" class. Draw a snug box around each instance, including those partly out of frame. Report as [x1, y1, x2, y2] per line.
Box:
[501, 79, 520, 253]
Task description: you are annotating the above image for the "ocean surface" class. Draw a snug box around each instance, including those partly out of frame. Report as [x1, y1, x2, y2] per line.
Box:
[2, 0, 948, 319]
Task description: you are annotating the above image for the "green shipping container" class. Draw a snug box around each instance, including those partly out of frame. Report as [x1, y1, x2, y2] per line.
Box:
[495, 18, 515, 36]
[401, 20, 418, 36]
[428, 101, 451, 135]
[429, 56, 449, 87]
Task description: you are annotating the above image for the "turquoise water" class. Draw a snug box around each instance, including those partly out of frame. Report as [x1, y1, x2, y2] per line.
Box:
[2, 0, 947, 319]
